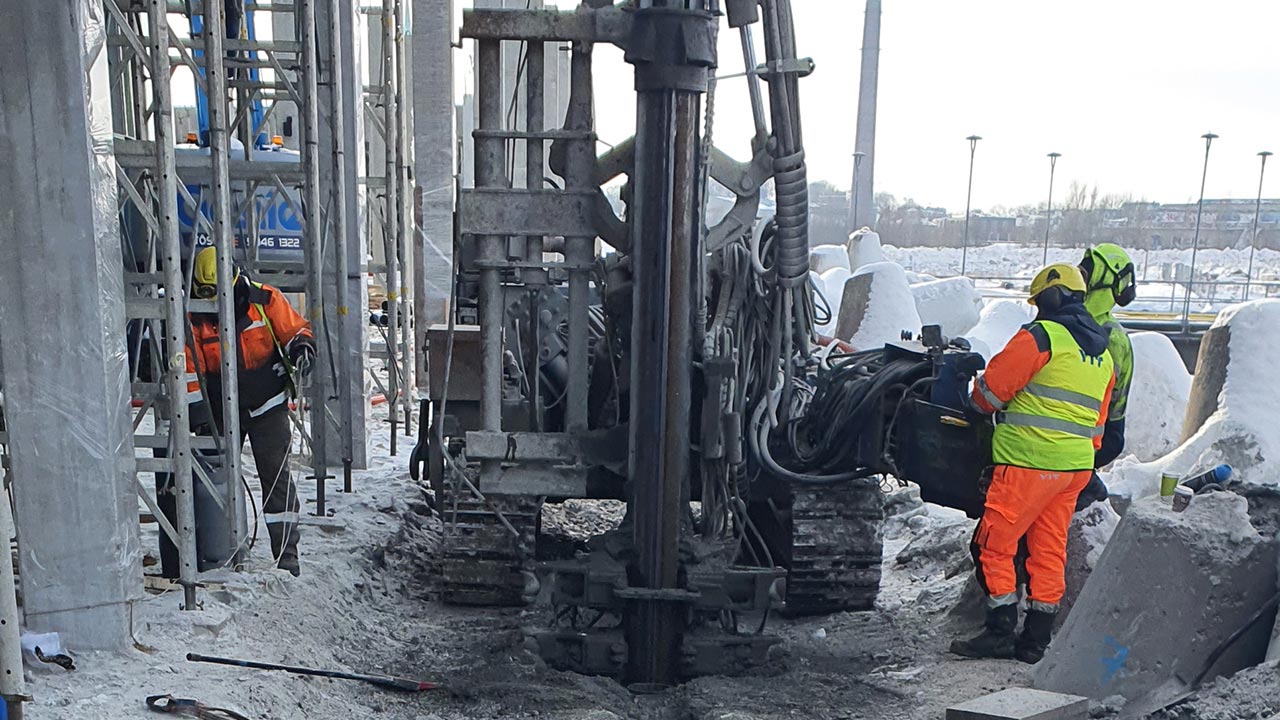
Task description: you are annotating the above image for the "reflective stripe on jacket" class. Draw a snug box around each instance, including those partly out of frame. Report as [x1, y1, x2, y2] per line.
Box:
[973, 320, 1116, 472]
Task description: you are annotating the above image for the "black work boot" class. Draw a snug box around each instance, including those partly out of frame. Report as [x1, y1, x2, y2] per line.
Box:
[268, 522, 301, 577]
[950, 603, 1017, 659]
[1016, 607, 1056, 664]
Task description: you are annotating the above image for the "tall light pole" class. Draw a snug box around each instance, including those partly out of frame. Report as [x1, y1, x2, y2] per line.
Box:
[961, 135, 982, 276]
[849, 151, 866, 232]
[1183, 132, 1217, 329]
[1042, 152, 1062, 265]
[1246, 150, 1272, 301]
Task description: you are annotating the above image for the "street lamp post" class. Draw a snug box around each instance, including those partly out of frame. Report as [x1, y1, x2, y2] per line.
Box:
[1246, 151, 1272, 301]
[962, 135, 981, 276]
[1042, 152, 1062, 265]
[1183, 132, 1218, 330]
[849, 151, 866, 233]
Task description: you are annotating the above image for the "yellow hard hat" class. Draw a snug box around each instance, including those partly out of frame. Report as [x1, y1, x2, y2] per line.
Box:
[192, 247, 240, 297]
[1028, 263, 1087, 305]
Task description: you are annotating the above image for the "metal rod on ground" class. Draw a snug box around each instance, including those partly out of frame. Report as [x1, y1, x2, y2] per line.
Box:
[382, 0, 402, 453]
[1183, 132, 1217, 333]
[1042, 151, 1061, 266]
[961, 134, 981, 277]
[204, 0, 247, 561]
[150, 0, 199, 607]
[0, 473, 27, 718]
[300, 0, 330, 514]
[1246, 151, 1271, 302]
[329, 0, 355, 493]
[186, 653, 440, 692]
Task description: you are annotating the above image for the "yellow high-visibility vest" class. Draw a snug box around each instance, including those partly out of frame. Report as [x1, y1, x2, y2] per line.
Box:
[991, 321, 1114, 471]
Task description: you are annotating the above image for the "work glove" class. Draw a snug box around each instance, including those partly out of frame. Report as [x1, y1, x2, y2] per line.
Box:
[288, 342, 316, 379]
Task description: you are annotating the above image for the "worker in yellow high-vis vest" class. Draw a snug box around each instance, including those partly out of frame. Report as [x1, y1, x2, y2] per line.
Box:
[953, 264, 1115, 664]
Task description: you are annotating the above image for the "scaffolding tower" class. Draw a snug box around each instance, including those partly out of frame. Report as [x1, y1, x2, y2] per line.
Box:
[362, 0, 416, 455]
[102, 0, 361, 607]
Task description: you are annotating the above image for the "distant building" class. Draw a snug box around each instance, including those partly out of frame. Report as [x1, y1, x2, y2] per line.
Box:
[940, 213, 1015, 244]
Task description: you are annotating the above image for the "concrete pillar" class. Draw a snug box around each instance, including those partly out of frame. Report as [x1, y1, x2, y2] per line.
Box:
[849, 0, 880, 231]
[413, 0, 457, 353]
[1181, 324, 1230, 442]
[0, 0, 142, 650]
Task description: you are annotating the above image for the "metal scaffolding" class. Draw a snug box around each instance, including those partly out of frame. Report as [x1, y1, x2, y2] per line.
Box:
[103, 0, 361, 606]
[362, 0, 415, 455]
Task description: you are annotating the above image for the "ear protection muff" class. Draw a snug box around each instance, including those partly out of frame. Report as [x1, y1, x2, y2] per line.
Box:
[1079, 253, 1097, 289]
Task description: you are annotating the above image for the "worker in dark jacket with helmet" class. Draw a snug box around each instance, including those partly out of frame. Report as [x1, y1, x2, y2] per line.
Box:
[184, 247, 315, 575]
[952, 264, 1115, 663]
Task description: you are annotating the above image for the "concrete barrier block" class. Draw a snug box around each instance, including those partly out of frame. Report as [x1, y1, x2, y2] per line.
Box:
[946, 688, 1088, 720]
[1034, 493, 1277, 707]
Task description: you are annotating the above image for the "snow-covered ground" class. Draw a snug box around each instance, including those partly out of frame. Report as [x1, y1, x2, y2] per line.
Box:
[1107, 299, 1280, 500]
[883, 244, 1280, 315]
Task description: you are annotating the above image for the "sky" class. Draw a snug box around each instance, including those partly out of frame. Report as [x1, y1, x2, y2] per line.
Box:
[458, 0, 1280, 212]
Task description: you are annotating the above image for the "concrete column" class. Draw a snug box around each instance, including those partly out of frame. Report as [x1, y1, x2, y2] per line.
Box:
[0, 0, 142, 650]
[849, 0, 880, 231]
[319, 0, 371, 469]
[413, 0, 457, 350]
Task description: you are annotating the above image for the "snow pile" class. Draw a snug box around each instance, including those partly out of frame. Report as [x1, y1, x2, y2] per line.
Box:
[910, 277, 983, 338]
[962, 299, 1035, 361]
[816, 266, 851, 336]
[845, 228, 886, 271]
[844, 261, 922, 350]
[1107, 300, 1280, 500]
[809, 244, 850, 275]
[1120, 332, 1193, 462]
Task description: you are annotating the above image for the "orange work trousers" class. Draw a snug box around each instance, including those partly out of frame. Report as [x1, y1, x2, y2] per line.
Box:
[971, 465, 1092, 607]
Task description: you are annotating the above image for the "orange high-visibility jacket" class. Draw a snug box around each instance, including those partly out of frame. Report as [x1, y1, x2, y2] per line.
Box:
[184, 281, 313, 417]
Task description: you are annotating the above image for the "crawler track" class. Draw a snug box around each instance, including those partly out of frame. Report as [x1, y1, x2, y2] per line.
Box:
[439, 493, 543, 606]
[785, 482, 885, 615]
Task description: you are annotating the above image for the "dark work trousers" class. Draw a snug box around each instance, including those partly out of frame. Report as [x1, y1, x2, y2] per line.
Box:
[156, 404, 300, 575]
[236, 404, 301, 568]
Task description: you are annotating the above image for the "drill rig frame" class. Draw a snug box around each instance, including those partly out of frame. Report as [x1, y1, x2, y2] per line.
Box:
[415, 0, 991, 686]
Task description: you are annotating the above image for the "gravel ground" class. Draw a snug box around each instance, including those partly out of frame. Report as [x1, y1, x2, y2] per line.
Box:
[27, 424, 1267, 719]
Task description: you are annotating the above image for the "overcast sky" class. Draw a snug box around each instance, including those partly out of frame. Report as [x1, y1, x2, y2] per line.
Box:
[460, 0, 1280, 211]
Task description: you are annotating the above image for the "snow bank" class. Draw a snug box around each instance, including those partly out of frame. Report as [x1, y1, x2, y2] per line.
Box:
[910, 277, 983, 338]
[845, 228, 886, 272]
[809, 244, 850, 275]
[1107, 300, 1280, 500]
[1120, 332, 1193, 462]
[841, 261, 922, 350]
[816, 266, 851, 336]
[962, 299, 1035, 361]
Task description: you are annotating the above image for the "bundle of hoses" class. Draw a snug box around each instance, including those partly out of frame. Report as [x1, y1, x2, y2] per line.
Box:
[749, 348, 934, 485]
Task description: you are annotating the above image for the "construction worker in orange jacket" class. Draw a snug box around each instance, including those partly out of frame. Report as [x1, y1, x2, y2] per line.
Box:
[952, 263, 1115, 663]
[184, 247, 315, 575]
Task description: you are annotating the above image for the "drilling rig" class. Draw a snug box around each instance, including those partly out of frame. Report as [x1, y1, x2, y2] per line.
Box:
[413, 0, 992, 687]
